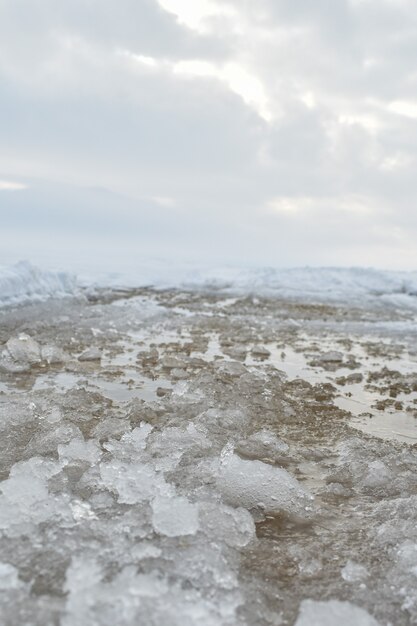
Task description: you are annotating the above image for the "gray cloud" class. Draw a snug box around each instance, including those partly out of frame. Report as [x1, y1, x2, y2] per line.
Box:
[0, 0, 416, 270]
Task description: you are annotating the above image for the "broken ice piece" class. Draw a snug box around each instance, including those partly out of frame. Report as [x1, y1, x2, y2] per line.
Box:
[237, 429, 290, 461]
[294, 599, 380, 626]
[251, 345, 271, 358]
[213, 360, 247, 378]
[318, 351, 343, 363]
[341, 560, 369, 583]
[151, 495, 199, 537]
[6, 333, 41, 365]
[0, 349, 30, 373]
[160, 355, 187, 370]
[0, 563, 23, 590]
[41, 344, 67, 364]
[78, 347, 102, 362]
[199, 502, 255, 547]
[216, 450, 313, 518]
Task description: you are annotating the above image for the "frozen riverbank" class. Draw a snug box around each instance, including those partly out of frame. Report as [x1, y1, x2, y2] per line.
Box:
[0, 278, 416, 625]
[2, 261, 417, 311]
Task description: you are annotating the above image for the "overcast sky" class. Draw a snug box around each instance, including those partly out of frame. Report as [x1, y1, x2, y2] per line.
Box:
[1, 0, 417, 271]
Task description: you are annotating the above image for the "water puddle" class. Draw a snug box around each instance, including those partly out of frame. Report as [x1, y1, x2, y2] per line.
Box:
[244, 336, 417, 444]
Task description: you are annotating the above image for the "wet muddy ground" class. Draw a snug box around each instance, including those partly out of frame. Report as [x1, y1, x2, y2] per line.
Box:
[0, 288, 416, 625]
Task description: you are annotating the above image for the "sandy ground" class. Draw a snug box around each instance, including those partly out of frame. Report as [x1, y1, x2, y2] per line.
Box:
[0, 288, 416, 625]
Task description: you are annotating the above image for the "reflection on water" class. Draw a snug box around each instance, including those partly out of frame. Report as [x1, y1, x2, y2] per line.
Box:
[245, 337, 417, 444]
[0, 322, 416, 443]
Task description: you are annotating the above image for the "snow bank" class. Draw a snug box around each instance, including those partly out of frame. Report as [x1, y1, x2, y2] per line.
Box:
[0, 261, 78, 307]
[3, 259, 417, 310]
[170, 265, 417, 308]
[80, 261, 417, 309]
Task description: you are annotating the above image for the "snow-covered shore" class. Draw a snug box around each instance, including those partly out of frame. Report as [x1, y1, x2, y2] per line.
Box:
[0, 261, 78, 307]
[1, 260, 417, 310]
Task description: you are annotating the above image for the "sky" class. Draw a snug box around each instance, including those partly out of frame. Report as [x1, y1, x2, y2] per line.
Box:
[0, 0, 417, 272]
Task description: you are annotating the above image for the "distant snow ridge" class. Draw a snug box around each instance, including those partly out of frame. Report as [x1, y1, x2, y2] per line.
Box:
[0, 261, 78, 307]
[91, 263, 417, 308]
[180, 266, 417, 304]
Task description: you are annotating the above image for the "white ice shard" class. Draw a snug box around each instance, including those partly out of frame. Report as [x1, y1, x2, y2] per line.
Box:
[58, 437, 102, 465]
[102, 423, 152, 459]
[0, 458, 71, 534]
[146, 422, 211, 472]
[294, 599, 381, 626]
[237, 429, 289, 460]
[199, 502, 256, 548]
[151, 495, 199, 537]
[251, 345, 271, 357]
[0, 563, 23, 590]
[318, 351, 344, 363]
[78, 347, 102, 362]
[41, 344, 68, 364]
[213, 360, 247, 378]
[6, 333, 41, 365]
[216, 449, 313, 517]
[341, 560, 369, 583]
[99, 460, 173, 504]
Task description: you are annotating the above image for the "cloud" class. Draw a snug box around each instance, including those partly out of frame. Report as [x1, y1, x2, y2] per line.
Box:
[0, 0, 417, 270]
[0, 180, 27, 191]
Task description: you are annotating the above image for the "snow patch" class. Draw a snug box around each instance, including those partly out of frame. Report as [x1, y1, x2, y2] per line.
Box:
[0, 261, 78, 307]
[294, 599, 381, 626]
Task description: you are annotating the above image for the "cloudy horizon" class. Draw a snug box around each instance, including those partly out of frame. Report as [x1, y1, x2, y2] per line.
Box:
[1, 0, 417, 272]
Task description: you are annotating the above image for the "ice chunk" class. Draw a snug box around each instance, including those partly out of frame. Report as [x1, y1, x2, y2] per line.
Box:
[199, 502, 256, 547]
[58, 437, 102, 465]
[152, 495, 199, 536]
[294, 600, 380, 626]
[251, 345, 271, 358]
[103, 423, 152, 459]
[70, 499, 97, 521]
[160, 355, 187, 370]
[0, 458, 71, 533]
[146, 423, 211, 472]
[396, 540, 417, 575]
[24, 423, 82, 457]
[130, 543, 162, 560]
[78, 347, 102, 361]
[196, 408, 250, 433]
[237, 429, 289, 461]
[0, 349, 31, 373]
[6, 333, 41, 365]
[213, 360, 247, 378]
[318, 351, 344, 363]
[170, 367, 188, 380]
[362, 460, 391, 489]
[91, 417, 131, 441]
[341, 560, 369, 583]
[0, 563, 23, 590]
[216, 449, 313, 517]
[100, 460, 173, 504]
[41, 344, 68, 364]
